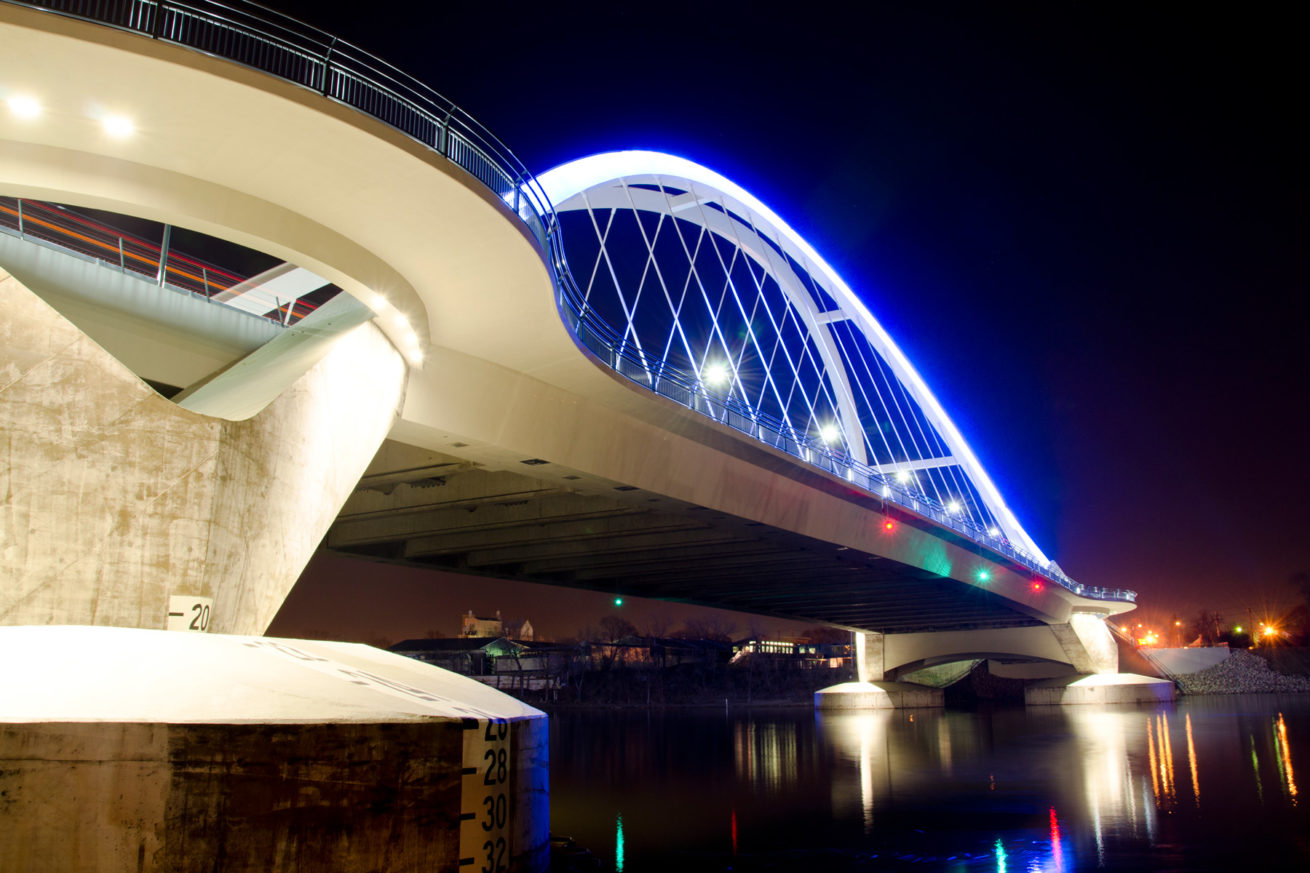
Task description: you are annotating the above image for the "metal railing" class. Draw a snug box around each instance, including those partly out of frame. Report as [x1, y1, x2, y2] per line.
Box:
[0, 196, 318, 323]
[3, 0, 1134, 604]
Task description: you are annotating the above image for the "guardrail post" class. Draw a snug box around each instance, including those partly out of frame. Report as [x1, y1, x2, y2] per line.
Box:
[118, 237, 126, 272]
[321, 37, 338, 96]
[15, 198, 23, 236]
[156, 224, 171, 286]
[151, 1, 166, 39]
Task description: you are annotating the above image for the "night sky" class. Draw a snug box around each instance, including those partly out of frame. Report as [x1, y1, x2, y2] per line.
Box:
[264, 2, 1306, 643]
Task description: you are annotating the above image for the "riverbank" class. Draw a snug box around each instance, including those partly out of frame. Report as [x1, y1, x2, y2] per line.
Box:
[1175, 648, 1310, 694]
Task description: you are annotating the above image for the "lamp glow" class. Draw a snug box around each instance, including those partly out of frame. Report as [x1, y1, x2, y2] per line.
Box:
[946, 499, 962, 514]
[101, 114, 134, 138]
[6, 95, 40, 119]
[896, 470, 912, 485]
[976, 568, 991, 583]
[819, 424, 840, 444]
[702, 361, 730, 387]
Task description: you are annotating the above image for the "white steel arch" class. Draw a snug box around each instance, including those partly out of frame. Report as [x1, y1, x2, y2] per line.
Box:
[539, 150, 1050, 566]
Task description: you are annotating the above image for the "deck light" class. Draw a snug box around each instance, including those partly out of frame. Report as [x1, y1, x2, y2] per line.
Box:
[702, 361, 730, 387]
[976, 568, 991, 583]
[819, 424, 840, 444]
[6, 95, 40, 119]
[101, 114, 134, 138]
[946, 499, 962, 514]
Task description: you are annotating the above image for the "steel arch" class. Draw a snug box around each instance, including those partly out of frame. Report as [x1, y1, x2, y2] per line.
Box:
[539, 151, 1050, 567]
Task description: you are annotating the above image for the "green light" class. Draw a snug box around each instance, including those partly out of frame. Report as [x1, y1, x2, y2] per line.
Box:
[614, 597, 623, 607]
[615, 812, 625, 872]
[1234, 625, 1242, 633]
[976, 569, 991, 583]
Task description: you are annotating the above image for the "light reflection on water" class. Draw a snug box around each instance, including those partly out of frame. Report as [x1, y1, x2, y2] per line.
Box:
[549, 697, 1310, 871]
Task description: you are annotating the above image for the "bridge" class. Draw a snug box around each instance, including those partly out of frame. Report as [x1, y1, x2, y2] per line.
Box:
[0, 0, 1144, 684]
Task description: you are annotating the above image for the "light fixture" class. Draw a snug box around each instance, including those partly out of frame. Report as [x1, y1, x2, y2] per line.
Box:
[702, 361, 729, 387]
[6, 95, 41, 119]
[987, 526, 1000, 538]
[896, 470, 912, 485]
[819, 424, 840, 444]
[946, 499, 962, 514]
[101, 114, 134, 138]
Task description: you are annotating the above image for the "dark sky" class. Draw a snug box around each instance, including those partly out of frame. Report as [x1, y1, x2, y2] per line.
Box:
[264, 2, 1307, 642]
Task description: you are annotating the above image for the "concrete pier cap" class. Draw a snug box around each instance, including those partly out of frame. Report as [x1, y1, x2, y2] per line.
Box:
[0, 626, 549, 873]
[815, 681, 944, 710]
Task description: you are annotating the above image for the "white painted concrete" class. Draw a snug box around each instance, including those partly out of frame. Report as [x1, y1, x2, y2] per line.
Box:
[0, 625, 540, 723]
[1024, 673, 1175, 705]
[0, 626, 549, 873]
[815, 681, 944, 709]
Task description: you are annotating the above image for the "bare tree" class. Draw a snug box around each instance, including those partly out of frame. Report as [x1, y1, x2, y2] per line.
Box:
[599, 615, 638, 642]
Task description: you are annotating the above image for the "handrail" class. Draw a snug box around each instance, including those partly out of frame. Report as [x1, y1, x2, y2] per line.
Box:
[0, 195, 319, 323]
[2, 0, 1133, 604]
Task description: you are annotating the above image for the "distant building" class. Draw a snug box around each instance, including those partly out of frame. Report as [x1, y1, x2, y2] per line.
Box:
[460, 610, 503, 638]
[459, 611, 534, 641]
[732, 638, 850, 670]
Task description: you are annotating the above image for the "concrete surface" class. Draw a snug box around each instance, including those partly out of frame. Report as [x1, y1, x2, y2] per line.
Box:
[0, 267, 404, 634]
[815, 680, 944, 709]
[0, 626, 549, 873]
[1023, 672, 1175, 705]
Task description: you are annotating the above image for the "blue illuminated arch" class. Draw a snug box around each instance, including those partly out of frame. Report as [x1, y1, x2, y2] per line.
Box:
[540, 151, 1054, 572]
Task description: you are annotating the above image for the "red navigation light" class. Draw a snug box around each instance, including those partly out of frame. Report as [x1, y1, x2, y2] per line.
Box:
[1031, 580, 1044, 593]
[883, 520, 895, 531]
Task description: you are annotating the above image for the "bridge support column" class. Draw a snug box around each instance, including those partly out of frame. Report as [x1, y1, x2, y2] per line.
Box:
[1050, 612, 1119, 674]
[815, 630, 942, 710]
[0, 267, 406, 634]
[1025, 613, 1175, 704]
[854, 630, 885, 682]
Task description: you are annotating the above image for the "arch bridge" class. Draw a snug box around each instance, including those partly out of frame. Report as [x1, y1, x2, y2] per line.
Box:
[0, 0, 1134, 678]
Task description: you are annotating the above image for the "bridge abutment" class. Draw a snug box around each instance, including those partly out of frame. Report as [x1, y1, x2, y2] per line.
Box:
[0, 266, 405, 634]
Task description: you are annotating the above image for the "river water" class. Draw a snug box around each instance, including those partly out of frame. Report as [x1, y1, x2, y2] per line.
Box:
[549, 696, 1309, 871]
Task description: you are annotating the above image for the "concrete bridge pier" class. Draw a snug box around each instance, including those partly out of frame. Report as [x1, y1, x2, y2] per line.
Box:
[814, 631, 945, 710]
[816, 617, 1173, 709]
[0, 266, 403, 635]
[0, 267, 551, 871]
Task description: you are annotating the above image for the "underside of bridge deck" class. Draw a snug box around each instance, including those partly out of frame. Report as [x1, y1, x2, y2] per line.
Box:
[326, 441, 1044, 634]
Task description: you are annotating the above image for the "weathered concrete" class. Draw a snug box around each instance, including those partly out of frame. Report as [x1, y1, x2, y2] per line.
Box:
[1024, 672, 1175, 705]
[0, 266, 404, 634]
[854, 630, 885, 681]
[1050, 612, 1119, 674]
[0, 626, 549, 873]
[815, 680, 944, 709]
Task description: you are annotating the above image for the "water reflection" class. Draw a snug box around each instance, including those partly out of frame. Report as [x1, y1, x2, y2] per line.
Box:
[550, 698, 1310, 870]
